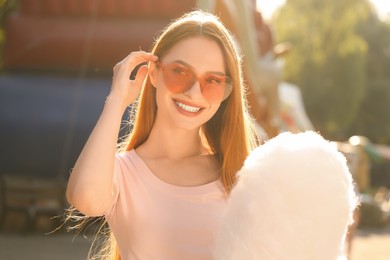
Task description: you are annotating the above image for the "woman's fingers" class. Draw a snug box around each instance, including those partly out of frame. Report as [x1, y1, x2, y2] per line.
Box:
[113, 51, 157, 77]
[109, 51, 158, 107]
[125, 51, 158, 73]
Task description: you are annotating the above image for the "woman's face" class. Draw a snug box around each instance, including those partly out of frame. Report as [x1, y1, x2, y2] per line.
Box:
[151, 36, 228, 131]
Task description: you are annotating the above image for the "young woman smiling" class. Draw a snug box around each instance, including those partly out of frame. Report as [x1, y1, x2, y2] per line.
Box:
[66, 11, 258, 260]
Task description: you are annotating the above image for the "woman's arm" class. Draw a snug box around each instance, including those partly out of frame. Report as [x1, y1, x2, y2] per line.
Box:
[66, 52, 158, 216]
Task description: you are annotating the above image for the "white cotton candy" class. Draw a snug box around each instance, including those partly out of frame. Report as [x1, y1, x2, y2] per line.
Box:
[214, 131, 359, 260]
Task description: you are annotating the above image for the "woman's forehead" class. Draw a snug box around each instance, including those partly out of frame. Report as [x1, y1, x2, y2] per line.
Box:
[161, 36, 226, 73]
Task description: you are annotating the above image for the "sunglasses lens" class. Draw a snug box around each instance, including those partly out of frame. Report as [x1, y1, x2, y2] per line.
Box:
[201, 74, 232, 103]
[163, 63, 194, 94]
[161, 62, 232, 103]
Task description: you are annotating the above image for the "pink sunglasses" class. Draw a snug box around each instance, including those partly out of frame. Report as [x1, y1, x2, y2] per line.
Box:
[157, 61, 233, 103]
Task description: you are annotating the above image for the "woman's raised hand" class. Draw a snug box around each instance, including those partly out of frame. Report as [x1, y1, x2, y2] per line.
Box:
[67, 51, 158, 216]
[109, 51, 158, 109]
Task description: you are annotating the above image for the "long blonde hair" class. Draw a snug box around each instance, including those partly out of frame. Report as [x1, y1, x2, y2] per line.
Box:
[70, 10, 258, 260]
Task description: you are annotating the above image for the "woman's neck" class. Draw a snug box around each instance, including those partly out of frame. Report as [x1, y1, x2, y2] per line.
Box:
[137, 121, 205, 161]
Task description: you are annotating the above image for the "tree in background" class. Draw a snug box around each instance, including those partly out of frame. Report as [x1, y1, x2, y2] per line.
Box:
[348, 15, 390, 145]
[273, 0, 372, 140]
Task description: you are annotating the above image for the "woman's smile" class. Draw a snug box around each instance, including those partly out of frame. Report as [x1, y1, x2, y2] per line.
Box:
[173, 98, 205, 116]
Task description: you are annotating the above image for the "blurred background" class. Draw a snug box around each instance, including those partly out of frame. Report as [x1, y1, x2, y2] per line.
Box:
[0, 0, 389, 259]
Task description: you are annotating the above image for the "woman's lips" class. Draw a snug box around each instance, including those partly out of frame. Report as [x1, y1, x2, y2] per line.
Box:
[173, 99, 205, 116]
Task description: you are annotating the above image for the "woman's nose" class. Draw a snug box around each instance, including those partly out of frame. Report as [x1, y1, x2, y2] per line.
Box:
[183, 79, 203, 99]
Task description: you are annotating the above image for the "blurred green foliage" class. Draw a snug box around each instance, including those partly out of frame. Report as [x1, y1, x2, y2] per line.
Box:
[348, 15, 390, 144]
[273, 0, 390, 144]
[0, 0, 17, 70]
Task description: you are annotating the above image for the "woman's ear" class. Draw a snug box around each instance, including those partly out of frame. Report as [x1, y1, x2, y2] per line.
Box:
[149, 62, 158, 88]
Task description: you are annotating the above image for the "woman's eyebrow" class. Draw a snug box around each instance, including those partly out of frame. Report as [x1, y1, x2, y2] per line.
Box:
[172, 60, 226, 76]
[172, 60, 195, 70]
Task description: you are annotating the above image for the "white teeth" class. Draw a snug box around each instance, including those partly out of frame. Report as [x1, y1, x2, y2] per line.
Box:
[176, 101, 201, 113]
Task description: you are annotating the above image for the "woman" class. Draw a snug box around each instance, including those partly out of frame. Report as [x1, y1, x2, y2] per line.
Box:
[66, 11, 258, 260]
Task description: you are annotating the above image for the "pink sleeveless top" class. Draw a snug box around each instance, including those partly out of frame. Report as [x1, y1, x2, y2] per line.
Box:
[105, 150, 227, 260]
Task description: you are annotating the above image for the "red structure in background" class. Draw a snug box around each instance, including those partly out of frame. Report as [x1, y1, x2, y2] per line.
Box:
[4, 0, 196, 73]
